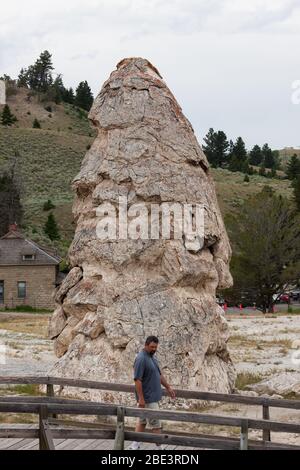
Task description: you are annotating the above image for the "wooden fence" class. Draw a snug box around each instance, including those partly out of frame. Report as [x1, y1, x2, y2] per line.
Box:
[0, 375, 299, 450]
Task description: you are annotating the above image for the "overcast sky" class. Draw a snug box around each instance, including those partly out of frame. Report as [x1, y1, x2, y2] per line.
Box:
[1, 0, 300, 149]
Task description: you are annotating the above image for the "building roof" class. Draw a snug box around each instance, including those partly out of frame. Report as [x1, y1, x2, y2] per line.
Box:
[0, 227, 60, 266]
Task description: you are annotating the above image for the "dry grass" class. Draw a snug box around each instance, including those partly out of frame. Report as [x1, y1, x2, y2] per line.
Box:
[0, 413, 38, 424]
[0, 384, 42, 397]
[0, 316, 50, 337]
[229, 335, 293, 349]
[235, 372, 263, 390]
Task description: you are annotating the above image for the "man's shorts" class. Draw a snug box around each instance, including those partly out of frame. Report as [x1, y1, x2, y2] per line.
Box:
[138, 402, 162, 429]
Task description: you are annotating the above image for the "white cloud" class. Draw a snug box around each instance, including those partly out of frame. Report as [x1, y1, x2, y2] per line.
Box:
[1, 0, 300, 148]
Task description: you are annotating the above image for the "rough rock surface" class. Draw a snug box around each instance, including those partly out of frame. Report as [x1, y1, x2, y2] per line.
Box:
[49, 58, 235, 400]
[247, 372, 300, 396]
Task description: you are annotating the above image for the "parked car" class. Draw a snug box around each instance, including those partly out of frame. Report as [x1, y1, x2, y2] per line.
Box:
[291, 290, 300, 301]
[279, 293, 290, 303]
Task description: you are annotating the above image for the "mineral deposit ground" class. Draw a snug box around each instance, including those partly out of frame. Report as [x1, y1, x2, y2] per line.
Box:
[1, 313, 300, 444]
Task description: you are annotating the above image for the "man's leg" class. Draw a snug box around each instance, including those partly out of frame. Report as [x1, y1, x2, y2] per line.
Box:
[128, 416, 146, 449]
[148, 403, 163, 449]
[136, 421, 146, 433]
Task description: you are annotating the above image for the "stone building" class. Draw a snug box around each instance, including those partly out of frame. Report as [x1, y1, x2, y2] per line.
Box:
[0, 224, 61, 309]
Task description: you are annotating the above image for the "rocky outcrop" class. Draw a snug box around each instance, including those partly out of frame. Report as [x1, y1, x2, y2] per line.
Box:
[49, 57, 235, 401]
[247, 372, 300, 396]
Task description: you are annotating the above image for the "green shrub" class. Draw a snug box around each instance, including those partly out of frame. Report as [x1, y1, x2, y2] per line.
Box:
[32, 118, 41, 129]
[43, 199, 56, 211]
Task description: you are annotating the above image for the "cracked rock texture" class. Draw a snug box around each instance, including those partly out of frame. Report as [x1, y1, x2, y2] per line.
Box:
[49, 58, 235, 399]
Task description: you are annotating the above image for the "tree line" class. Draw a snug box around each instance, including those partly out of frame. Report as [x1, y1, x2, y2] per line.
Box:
[203, 128, 279, 175]
[14, 50, 93, 111]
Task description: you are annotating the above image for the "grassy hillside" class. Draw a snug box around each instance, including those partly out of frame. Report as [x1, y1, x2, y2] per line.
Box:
[0, 86, 295, 260]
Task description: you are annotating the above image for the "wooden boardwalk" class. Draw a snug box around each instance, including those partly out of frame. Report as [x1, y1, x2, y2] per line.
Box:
[1, 376, 300, 450]
[0, 425, 197, 451]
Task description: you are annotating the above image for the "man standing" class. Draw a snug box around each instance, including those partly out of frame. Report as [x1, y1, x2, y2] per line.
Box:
[129, 336, 176, 450]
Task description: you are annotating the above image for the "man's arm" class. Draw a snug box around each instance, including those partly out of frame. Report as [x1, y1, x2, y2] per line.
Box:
[134, 379, 145, 408]
[160, 374, 176, 399]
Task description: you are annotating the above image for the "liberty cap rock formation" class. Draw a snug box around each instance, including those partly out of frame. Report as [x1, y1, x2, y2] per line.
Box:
[49, 57, 236, 399]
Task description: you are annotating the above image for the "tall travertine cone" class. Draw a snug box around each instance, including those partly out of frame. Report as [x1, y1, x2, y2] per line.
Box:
[49, 58, 235, 399]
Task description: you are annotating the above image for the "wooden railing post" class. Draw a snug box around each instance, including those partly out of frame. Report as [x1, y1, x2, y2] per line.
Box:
[46, 381, 57, 419]
[262, 402, 271, 441]
[114, 406, 125, 450]
[240, 419, 248, 450]
[39, 405, 55, 450]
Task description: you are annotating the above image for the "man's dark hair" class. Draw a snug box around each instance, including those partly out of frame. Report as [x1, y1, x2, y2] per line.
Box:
[145, 336, 159, 345]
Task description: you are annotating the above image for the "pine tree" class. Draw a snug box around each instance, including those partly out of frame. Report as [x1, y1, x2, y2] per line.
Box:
[32, 118, 41, 129]
[203, 128, 229, 167]
[287, 154, 300, 180]
[51, 74, 65, 104]
[203, 128, 216, 166]
[293, 175, 300, 211]
[214, 131, 229, 167]
[226, 187, 300, 312]
[62, 87, 75, 104]
[233, 137, 247, 161]
[0, 151, 23, 236]
[1, 105, 17, 126]
[262, 143, 275, 169]
[75, 81, 93, 111]
[229, 137, 248, 172]
[249, 145, 263, 166]
[26, 50, 54, 93]
[17, 68, 28, 87]
[43, 199, 56, 211]
[44, 212, 60, 240]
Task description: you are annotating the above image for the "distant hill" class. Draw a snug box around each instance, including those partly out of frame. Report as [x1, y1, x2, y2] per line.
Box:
[0, 85, 295, 261]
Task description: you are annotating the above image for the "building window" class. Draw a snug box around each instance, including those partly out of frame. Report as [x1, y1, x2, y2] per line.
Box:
[18, 281, 26, 299]
[22, 254, 35, 261]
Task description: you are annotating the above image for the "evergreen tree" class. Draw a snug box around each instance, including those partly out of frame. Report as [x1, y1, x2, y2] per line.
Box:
[287, 154, 300, 180]
[229, 137, 248, 171]
[214, 131, 229, 167]
[203, 128, 216, 166]
[43, 199, 56, 211]
[272, 150, 280, 169]
[249, 145, 263, 166]
[262, 143, 275, 169]
[26, 50, 54, 93]
[32, 118, 41, 129]
[203, 128, 229, 167]
[51, 74, 65, 104]
[293, 175, 300, 212]
[62, 87, 75, 104]
[17, 68, 28, 87]
[75, 80, 93, 111]
[244, 174, 250, 182]
[233, 137, 247, 161]
[0, 151, 23, 236]
[1, 105, 17, 126]
[44, 212, 60, 240]
[226, 187, 300, 312]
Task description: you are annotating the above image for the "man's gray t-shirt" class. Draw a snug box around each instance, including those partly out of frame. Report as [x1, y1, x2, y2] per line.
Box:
[133, 350, 162, 403]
